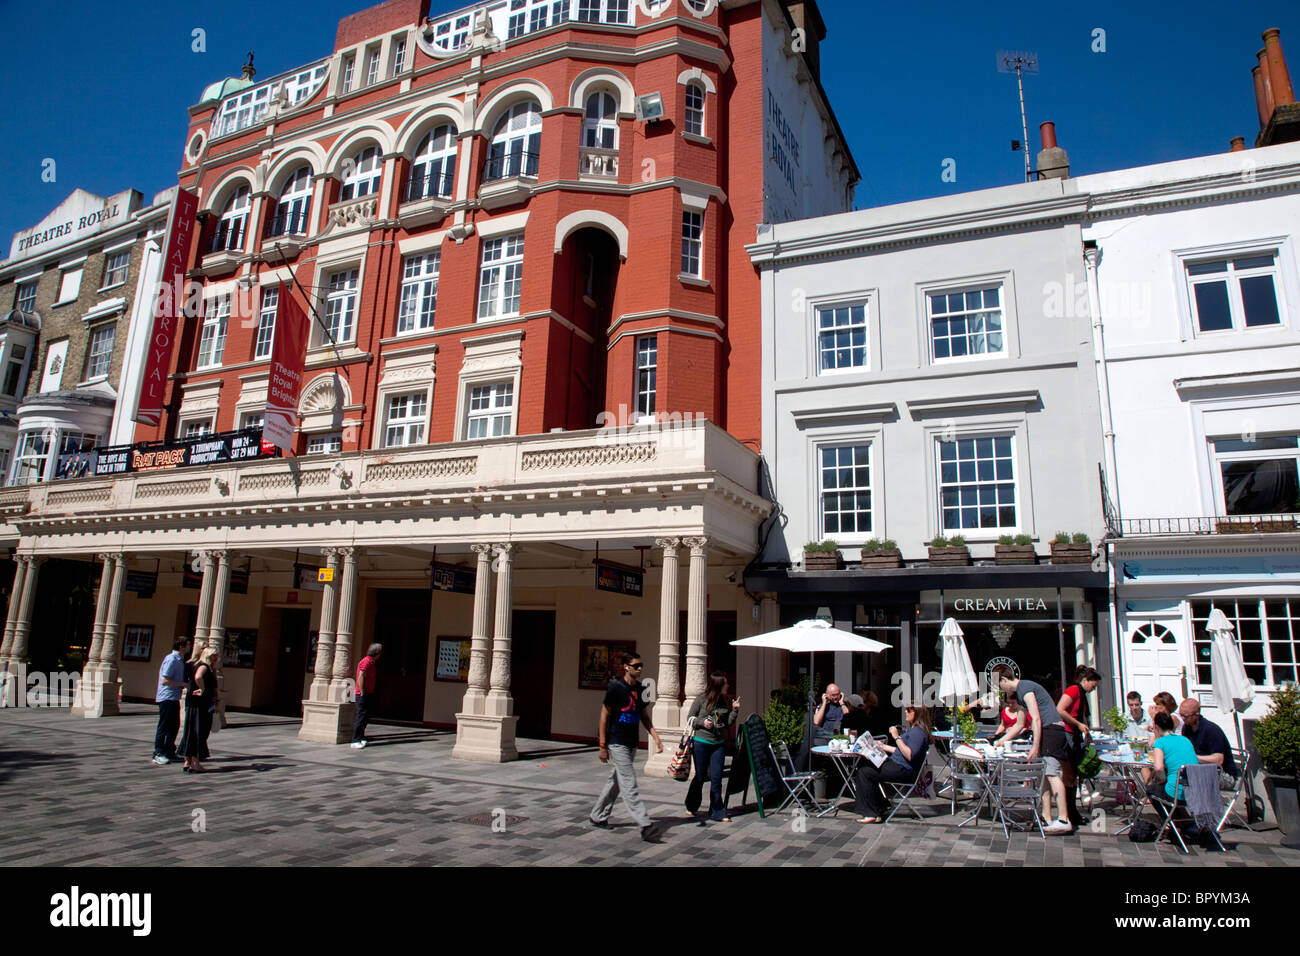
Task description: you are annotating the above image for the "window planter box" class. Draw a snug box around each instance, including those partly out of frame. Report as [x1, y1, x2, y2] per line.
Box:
[802, 550, 843, 571]
[1049, 542, 1093, 564]
[928, 546, 971, 567]
[994, 545, 1036, 565]
[1216, 518, 1298, 534]
[860, 549, 903, 570]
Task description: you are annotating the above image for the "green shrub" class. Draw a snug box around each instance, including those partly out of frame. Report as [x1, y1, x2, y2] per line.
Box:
[862, 538, 899, 552]
[803, 540, 840, 553]
[1071, 532, 1091, 545]
[1254, 682, 1300, 778]
[997, 534, 1016, 545]
[1014, 534, 1033, 546]
[1103, 705, 1129, 735]
[949, 535, 966, 547]
[763, 699, 806, 750]
[1053, 531, 1071, 544]
[930, 535, 949, 548]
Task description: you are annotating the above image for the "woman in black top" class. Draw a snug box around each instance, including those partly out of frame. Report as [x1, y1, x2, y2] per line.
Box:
[180, 649, 219, 773]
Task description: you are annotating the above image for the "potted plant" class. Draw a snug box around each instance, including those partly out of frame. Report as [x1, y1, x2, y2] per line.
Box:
[927, 534, 970, 567]
[1050, 532, 1093, 565]
[1215, 516, 1299, 534]
[1102, 705, 1129, 736]
[994, 534, 1036, 565]
[802, 540, 843, 570]
[1255, 682, 1300, 845]
[860, 538, 902, 569]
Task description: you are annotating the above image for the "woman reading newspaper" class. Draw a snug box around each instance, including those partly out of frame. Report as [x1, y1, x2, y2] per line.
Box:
[852, 703, 933, 823]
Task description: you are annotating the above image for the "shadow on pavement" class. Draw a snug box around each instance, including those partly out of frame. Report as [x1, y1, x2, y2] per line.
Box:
[0, 749, 77, 783]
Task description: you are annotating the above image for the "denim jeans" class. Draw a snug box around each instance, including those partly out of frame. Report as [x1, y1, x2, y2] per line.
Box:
[352, 693, 372, 742]
[154, 699, 180, 758]
[590, 743, 652, 828]
[686, 739, 728, 820]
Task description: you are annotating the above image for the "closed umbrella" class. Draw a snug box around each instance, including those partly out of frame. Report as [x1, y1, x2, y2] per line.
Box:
[1207, 607, 1254, 752]
[937, 617, 978, 705]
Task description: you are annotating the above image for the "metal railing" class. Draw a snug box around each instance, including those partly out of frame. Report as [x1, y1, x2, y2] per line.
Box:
[402, 171, 455, 202]
[264, 208, 311, 238]
[206, 220, 245, 254]
[482, 150, 539, 183]
[1120, 513, 1300, 536]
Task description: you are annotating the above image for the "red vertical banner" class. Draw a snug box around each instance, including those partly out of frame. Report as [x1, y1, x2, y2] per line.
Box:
[263, 289, 310, 452]
[134, 188, 199, 427]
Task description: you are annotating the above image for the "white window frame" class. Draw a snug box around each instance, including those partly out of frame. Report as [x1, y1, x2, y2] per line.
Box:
[684, 82, 705, 136]
[582, 90, 619, 149]
[215, 185, 251, 252]
[254, 286, 278, 359]
[816, 301, 869, 374]
[2, 342, 31, 397]
[817, 442, 875, 540]
[196, 296, 230, 370]
[507, 0, 568, 39]
[576, 0, 630, 24]
[1190, 598, 1300, 689]
[340, 147, 382, 200]
[239, 412, 265, 431]
[382, 391, 429, 447]
[273, 166, 313, 236]
[101, 249, 130, 290]
[182, 419, 214, 438]
[11, 429, 52, 485]
[487, 102, 542, 180]
[307, 432, 343, 455]
[398, 253, 440, 334]
[15, 281, 37, 313]
[409, 125, 458, 201]
[465, 381, 515, 439]
[56, 268, 82, 305]
[84, 323, 115, 381]
[477, 235, 525, 320]
[427, 11, 472, 53]
[926, 283, 1006, 363]
[935, 432, 1020, 537]
[680, 210, 703, 278]
[634, 335, 657, 421]
[341, 55, 356, 92]
[323, 269, 359, 345]
[1209, 433, 1300, 517]
[364, 46, 381, 87]
[391, 37, 407, 75]
[1183, 249, 1286, 337]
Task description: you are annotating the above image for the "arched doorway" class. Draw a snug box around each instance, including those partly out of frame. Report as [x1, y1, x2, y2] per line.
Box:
[552, 226, 621, 430]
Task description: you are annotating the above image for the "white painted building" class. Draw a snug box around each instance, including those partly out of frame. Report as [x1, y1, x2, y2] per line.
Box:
[1077, 140, 1300, 730]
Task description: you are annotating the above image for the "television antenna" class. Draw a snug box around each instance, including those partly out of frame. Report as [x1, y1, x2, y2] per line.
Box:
[997, 50, 1039, 182]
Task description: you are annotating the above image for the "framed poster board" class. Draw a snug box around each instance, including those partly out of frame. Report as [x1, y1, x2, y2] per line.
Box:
[122, 625, 154, 662]
[222, 629, 258, 669]
[435, 637, 471, 682]
[578, 639, 638, 690]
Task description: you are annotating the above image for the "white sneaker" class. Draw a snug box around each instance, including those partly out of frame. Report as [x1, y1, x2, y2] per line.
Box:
[151, 755, 169, 765]
[350, 741, 366, 749]
[1045, 818, 1073, 834]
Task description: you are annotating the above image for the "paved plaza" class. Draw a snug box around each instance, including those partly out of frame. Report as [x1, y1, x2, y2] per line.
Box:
[1, 705, 1297, 868]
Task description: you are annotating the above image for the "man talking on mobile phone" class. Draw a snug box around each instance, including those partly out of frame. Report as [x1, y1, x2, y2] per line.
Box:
[589, 652, 665, 842]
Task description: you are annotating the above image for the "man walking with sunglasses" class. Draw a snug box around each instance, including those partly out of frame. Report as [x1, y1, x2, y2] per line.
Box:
[590, 651, 665, 842]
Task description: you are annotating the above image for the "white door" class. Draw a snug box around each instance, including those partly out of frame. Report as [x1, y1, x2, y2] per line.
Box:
[1126, 619, 1188, 705]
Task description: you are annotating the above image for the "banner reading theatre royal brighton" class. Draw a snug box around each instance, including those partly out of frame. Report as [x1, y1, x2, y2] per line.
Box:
[262, 289, 309, 451]
[134, 187, 198, 427]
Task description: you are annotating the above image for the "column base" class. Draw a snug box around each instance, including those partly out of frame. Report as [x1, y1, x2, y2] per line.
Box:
[0, 665, 20, 707]
[451, 712, 519, 762]
[298, 699, 357, 744]
[645, 723, 685, 776]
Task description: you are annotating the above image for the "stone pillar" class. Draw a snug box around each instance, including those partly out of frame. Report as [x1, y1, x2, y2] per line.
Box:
[1, 557, 29, 668]
[300, 547, 357, 743]
[308, 549, 339, 701]
[72, 554, 115, 716]
[463, 545, 494, 713]
[206, 551, 231, 729]
[645, 537, 682, 775]
[680, 536, 709, 725]
[89, 554, 129, 717]
[453, 543, 517, 762]
[193, 551, 218, 652]
[9, 556, 43, 665]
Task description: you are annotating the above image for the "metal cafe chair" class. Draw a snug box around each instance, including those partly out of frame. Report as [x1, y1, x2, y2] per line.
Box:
[1217, 748, 1251, 831]
[769, 740, 822, 816]
[995, 758, 1047, 839]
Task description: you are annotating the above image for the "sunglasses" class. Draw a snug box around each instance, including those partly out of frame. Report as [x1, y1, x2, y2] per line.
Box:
[627, 663, 643, 669]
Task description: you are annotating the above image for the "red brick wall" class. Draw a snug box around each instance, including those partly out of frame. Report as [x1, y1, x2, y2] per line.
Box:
[336, 0, 428, 51]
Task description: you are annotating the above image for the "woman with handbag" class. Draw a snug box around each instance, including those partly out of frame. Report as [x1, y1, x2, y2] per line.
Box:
[1058, 665, 1102, 827]
[684, 672, 741, 823]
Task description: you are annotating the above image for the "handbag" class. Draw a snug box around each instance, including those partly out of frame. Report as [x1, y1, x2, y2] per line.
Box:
[667, 718, 695, 781]
[1075, 744, 1102, 779]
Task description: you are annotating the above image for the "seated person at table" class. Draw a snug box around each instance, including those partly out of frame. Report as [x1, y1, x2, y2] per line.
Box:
[858, 690, 892, 738]
[1141, 710, 1199, 804]
[992, 693, 1029, 746]
[813, 684, 845, 733]
[1147, 691, 1183, 734]
[853, 703, 933, 823]
[839, 694, 872, 736]
[1123, 691, 1147, 738]
[1178, 698, 1238, 787]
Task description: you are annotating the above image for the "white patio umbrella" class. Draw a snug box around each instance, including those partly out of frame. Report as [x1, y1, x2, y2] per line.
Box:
[1207, 606, 1254, 752]
[732, 619, 889, 766]
[937, 617, 979, 706]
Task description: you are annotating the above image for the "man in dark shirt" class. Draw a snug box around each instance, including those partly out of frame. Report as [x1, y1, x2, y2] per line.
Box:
[590, 652, 664, 842]
[839, 694, 872, 736]
[1178, 698, 1238, 785]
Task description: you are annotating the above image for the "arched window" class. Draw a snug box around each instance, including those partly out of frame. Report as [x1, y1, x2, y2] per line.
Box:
[340, 146, 382, 200]
[582, 91, 618, 149]
[485, 102, 541, 181]
[271, 166, 313, 236]
[684, 82, 705, 136]
[213, 185, 250, 252]
[407, 124, 458, 201]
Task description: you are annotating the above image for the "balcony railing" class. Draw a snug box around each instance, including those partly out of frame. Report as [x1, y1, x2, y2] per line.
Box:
[482, 151, 539, 183]
[207, 220, 245, 254]
[579, 146, 619, 178]
[402, 171, 455, 203]
[265, 208, 311, 238]
[1119, 513, 1300, 536]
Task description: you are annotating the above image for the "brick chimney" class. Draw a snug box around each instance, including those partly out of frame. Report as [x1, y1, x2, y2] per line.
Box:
[1255, 28, 1300, 146]
[784, 1, 827, 82]
[1036, 122, 1069, 179]
[1230, 136, 1246, 151]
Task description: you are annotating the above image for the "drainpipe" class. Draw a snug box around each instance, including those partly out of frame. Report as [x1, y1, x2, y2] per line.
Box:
[1083, 239, 1126, 710]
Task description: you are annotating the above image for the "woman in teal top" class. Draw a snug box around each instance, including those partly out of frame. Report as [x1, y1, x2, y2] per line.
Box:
[685, 671, 741, 822]
[1143, 710, 1199, 800]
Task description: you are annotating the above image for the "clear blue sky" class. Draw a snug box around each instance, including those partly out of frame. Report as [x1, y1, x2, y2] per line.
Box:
[2, 0, 1298, 248]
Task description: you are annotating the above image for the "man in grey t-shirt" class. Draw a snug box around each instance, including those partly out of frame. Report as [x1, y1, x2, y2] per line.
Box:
[994, 665, 1073, 834]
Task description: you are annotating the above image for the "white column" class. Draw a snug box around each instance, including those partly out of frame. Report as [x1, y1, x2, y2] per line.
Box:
[680, 536, 708, 724]
[329, 547, 358, 702]
[654, 537, 681, 712]
[461, 544, 494, 716]
[193, 551, 218, 651]
[207, 551, 231, 729]
[308, 549, 339, 702]
[86, 553, 115, 674]
[485, 543, 514, 716]
[1, 557, 29, 666]
[91, 554, 129, 717]
[9, 556, 43, 664]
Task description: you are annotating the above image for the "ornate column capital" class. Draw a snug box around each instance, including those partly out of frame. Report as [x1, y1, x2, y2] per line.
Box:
[321, 546, 339, 559]
[97, 551, 114, 564]
[111, 552, 129, 568]
[492, 542, 514, 558]
[683, 536, 709, 556]
[336, 546, 356, 559]
[654, 537, 681, 554]
[470, 543, 493, 556]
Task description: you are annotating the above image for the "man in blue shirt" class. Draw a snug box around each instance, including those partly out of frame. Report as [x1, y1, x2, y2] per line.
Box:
[153, 637, 192, 765]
